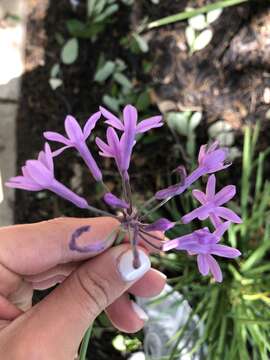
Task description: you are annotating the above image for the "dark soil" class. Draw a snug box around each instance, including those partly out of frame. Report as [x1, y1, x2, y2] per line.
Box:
[15, 0, 270, 359]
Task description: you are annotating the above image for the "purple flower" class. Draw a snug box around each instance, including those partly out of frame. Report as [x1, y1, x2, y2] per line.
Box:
[100, 104, 163, 134]
[6, 143, 89, 209]
[44, 112, 102, 181]
[155, 142, 230, 200]
[103, 193, 129, 209]
[181, 175, 242, 227]
[163, 222, 241, 282]
[198, 141, 231, 173]
[96, 127, 124, 173]
[143, 218, 175, 232]
[97, 105, 163, 176]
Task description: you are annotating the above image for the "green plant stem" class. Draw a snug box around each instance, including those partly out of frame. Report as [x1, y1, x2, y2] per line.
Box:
[79, 326, 93, 360]
[146, 0, 249, 29]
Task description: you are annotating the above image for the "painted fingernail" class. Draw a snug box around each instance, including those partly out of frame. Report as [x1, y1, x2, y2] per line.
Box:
[131, 301, 149, 322]
[118, 249, 151, 282]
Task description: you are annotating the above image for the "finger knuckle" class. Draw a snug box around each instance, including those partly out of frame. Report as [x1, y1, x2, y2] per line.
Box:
[75, 267, 111, 317]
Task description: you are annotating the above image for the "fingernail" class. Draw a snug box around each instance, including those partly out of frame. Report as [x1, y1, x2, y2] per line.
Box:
[131, 301, 149, 322]
[118, 249, 151, 282]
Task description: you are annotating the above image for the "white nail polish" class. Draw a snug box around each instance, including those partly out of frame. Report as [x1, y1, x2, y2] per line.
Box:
[131, 301, 149, 322]
[118, 249, 151, 282]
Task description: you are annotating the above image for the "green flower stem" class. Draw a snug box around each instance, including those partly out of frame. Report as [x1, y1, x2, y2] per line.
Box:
[79, 326, 93, 360]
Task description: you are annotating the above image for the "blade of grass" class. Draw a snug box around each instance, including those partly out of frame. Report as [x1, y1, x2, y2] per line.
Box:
[147, 0, 249, 29]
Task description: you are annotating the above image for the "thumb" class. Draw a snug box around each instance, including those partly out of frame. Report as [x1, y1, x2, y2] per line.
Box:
[20, 245, 150, 358]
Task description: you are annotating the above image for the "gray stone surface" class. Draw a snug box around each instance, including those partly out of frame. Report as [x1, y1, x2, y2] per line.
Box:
[0, 0, 26, 225]
[0, 103, 17, 226]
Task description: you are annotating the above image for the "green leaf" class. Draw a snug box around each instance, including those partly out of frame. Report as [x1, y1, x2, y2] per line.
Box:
[136, 90, 150, 111]
[113, 72, 133, 90]
[166, 111, 191, 135]
[67, 19, 85, 36]
[102, 95, 119, 112]
[94, 61, 116, 82]
[206, 8, 223, 24]
[132, 33, 149, 53]
[50, 63, 60, 78]
[94, 4, 119, 23]
[112, 335, 126, 352]
[166, 111, 201, 136]
[61, 38, 79, 65]
[185, 26, 196, 47]
[189, 111, 202, 130]
[193, 29, 213, 51]
[208, 120, 234, 146]
[49, 78, 62, 90]
[188, 13, 207, 30]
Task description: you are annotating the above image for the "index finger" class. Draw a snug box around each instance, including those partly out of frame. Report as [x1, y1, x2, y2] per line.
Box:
[0, 217, 120, 275]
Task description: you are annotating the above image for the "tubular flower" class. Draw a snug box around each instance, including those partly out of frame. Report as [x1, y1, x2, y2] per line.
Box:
[181, 174, 242, 227]
[100, 104, 163, 134]
[163, 222, 241, 282]
[44, 112, 102, 181]
[98, 104, 163, 174]
[6, 143, 89, 209]
[155, 142, 230, 200]
[96, 127, 125, 174]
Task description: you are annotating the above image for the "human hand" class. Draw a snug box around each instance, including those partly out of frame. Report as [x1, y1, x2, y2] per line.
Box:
[0, 217, 166, 359]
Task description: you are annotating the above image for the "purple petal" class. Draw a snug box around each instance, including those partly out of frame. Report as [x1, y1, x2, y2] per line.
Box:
[5, 176, 43, 191]
[213, 221, 231, 239]
[64, 115, 84, 142]
[205, 149, 228, 170]
[43, 143, 54, 172]
[83, 111, 101, 139]
[192, 190, 207, 204]
[207, 141, 219, 152]
[100, 106, 124, 131]
[214, 185, 236, 206]
[206, 175, 216, 200]
[209, 213, 223, 228]
[198, 144, 207, 164]
[155, 183, 186, 200]
[123, 104, 138, 127]
[174, 234, 201, 253]
[163, 238, 180, 251]
[210, 244, 241, 258]
[43, 131, 71, 145]
[182, 204, 213, 223]
[155, 167, 205, 200]
[136, 116, 163, 134]
[206, 254, 223, 282]
[103, 193, 129, 209]
[197, 254, 210, 276]
[69, 226, 108, 253]
[121, 105, 137, 171]
[215, 207, 242, 223]
[185, 167, 206, 186]
[49, 179, 89, 208]
[76, 142, 102, 182]
[107, 127, 122, 169]
[144, 218, 175, 232]
[52, 145, 72, 157]
[95, 137, 114, 157]
[26, 160, 54, 187]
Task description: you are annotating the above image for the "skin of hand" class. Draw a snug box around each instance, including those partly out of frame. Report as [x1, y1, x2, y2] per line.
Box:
[0, 217, 166, 360]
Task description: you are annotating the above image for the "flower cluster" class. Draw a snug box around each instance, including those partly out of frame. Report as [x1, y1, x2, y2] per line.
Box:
[6, 104, 242, 282]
